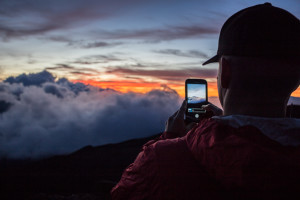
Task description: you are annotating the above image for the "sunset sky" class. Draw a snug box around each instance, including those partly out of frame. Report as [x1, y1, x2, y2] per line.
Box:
[1, 0, 300, 97]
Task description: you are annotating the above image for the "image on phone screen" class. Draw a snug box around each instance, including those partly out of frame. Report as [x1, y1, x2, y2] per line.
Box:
[185, 79, 208, 122]
[187, 84, 206, 104]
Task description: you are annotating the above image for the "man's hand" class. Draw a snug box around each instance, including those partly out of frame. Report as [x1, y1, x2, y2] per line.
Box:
[164, 100, 197, 139]
[202, 102, 223, 117]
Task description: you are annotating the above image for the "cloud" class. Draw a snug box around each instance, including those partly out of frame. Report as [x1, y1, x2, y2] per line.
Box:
[80, 41, 123, 49]
[4, 70, 90, 94]
[47, 36, 123, 49]
[46, 64, 75, 71]
[96, 25, 218, 42]
[0, 0, 120, 40]
[45, 64, 100, 77]
[69, 71, 97, 77]
[4, 70, 55, 86]
[154, 49, 209, 59]
[46, 36, 75, 46]
[0, 0, 219, 43]
[46, 64, 99, 73]
[106, 67, 218, 81]
[0, 24, 60, 41]
[73, 54, 123, 65]
[0, 70, 181, 159]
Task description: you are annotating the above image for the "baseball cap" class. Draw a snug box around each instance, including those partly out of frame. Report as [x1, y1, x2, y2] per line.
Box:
[203, 2, 300, 65]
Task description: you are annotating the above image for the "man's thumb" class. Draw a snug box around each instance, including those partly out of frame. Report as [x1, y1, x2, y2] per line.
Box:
[177, 100, 187, 118]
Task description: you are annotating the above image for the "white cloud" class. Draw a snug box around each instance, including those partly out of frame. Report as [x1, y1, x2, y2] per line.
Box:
[0, 72, 181, 159]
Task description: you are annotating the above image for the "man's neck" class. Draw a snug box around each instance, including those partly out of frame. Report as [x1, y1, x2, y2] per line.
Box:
[223, 99, 287, 118]
[224, 107, 286, 118]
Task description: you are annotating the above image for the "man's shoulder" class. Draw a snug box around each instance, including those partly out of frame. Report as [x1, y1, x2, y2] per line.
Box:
[148, 136, 190, 161]
[186, 116, 300, 193]
[186, 116, 300, 170]
[211, 115, 300, 146]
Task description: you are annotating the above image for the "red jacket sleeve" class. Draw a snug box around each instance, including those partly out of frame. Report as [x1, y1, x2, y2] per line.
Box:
[111, 142, 158, 200]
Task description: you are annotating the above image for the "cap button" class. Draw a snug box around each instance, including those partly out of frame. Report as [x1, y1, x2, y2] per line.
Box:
[264, 2, 272, 6]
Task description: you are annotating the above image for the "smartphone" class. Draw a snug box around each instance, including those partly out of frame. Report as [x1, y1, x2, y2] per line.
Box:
[185, 79, 208, 122]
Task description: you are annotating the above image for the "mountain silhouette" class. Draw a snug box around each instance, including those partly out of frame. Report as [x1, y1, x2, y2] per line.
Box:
[188, 96, 206, 104]
[0, 134, 160, 200]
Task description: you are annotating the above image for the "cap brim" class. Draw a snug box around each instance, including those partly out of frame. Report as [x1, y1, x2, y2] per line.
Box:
[202, 55, 220, 65]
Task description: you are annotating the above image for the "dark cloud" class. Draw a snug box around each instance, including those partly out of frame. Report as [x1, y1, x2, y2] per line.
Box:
[56, 78, 90, 94]
[106, 67, 218, 81]
[0, 70, 181, 159]
[46, 36, 75, 46]
[0, 0, 218, 42]
[0, 20, 58, 41]
[96, 25, 218, 42]
[73, 54, 123, 65]
[46, 64, 75, 71]
[43, 83, 64, 98]
[0, 0, 123, 40]
[47, 36, 123, 49]
[73, 61, 102, 65]
[154, 49, 209, 59]
[46, 64, 100, 76]
[4, 70, 90, 94]
[69, 71, 98, 77]
[81, 41, 123, 49]
[4, 70, 55, 86]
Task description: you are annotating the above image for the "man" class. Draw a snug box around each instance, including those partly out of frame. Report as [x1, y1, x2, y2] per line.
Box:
[111, 3, 300, 199]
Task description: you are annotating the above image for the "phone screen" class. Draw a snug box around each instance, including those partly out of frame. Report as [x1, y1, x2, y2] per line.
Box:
[187, 84, 206, 104]
[185, 79, 208, 122]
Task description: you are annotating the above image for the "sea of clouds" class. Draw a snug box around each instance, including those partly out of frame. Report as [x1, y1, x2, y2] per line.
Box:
[0, 71, 183, 159]
[1, 71, 298, 159]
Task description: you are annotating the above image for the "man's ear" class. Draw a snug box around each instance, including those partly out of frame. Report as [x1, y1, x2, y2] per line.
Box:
[220, 57, 231, 88]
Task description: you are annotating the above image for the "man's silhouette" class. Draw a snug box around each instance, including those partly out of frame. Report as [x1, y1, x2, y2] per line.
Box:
[111, 3, 300, 199]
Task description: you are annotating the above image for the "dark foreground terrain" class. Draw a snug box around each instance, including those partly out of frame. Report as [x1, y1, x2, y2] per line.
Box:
[0, 134, 160, 200]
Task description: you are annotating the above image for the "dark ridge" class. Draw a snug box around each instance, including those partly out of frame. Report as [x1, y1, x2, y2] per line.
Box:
[0, 133, 161, 200]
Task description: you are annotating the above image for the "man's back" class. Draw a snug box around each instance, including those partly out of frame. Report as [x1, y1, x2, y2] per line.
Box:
[111, 3, 300, 199]
[111, 117, 300, 199]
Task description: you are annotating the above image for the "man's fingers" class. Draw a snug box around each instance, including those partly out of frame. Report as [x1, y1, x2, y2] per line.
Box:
[201, 104, 212, 110]
[170, 110, 179, 119]
[177, 100, 187, 119]
[168, 101, 186, 124]
[202, 103, 223, 116]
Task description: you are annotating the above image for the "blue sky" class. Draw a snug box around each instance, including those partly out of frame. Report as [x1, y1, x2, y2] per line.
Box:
[0, 0, 299, 96]
[187, 83, 206, 99]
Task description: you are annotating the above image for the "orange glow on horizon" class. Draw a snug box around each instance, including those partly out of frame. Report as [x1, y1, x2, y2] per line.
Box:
[76, 80, 163, 94]
[74, 79, 300, 98]
[291, 87, 300, 97]
[73, 79, 220, 97]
